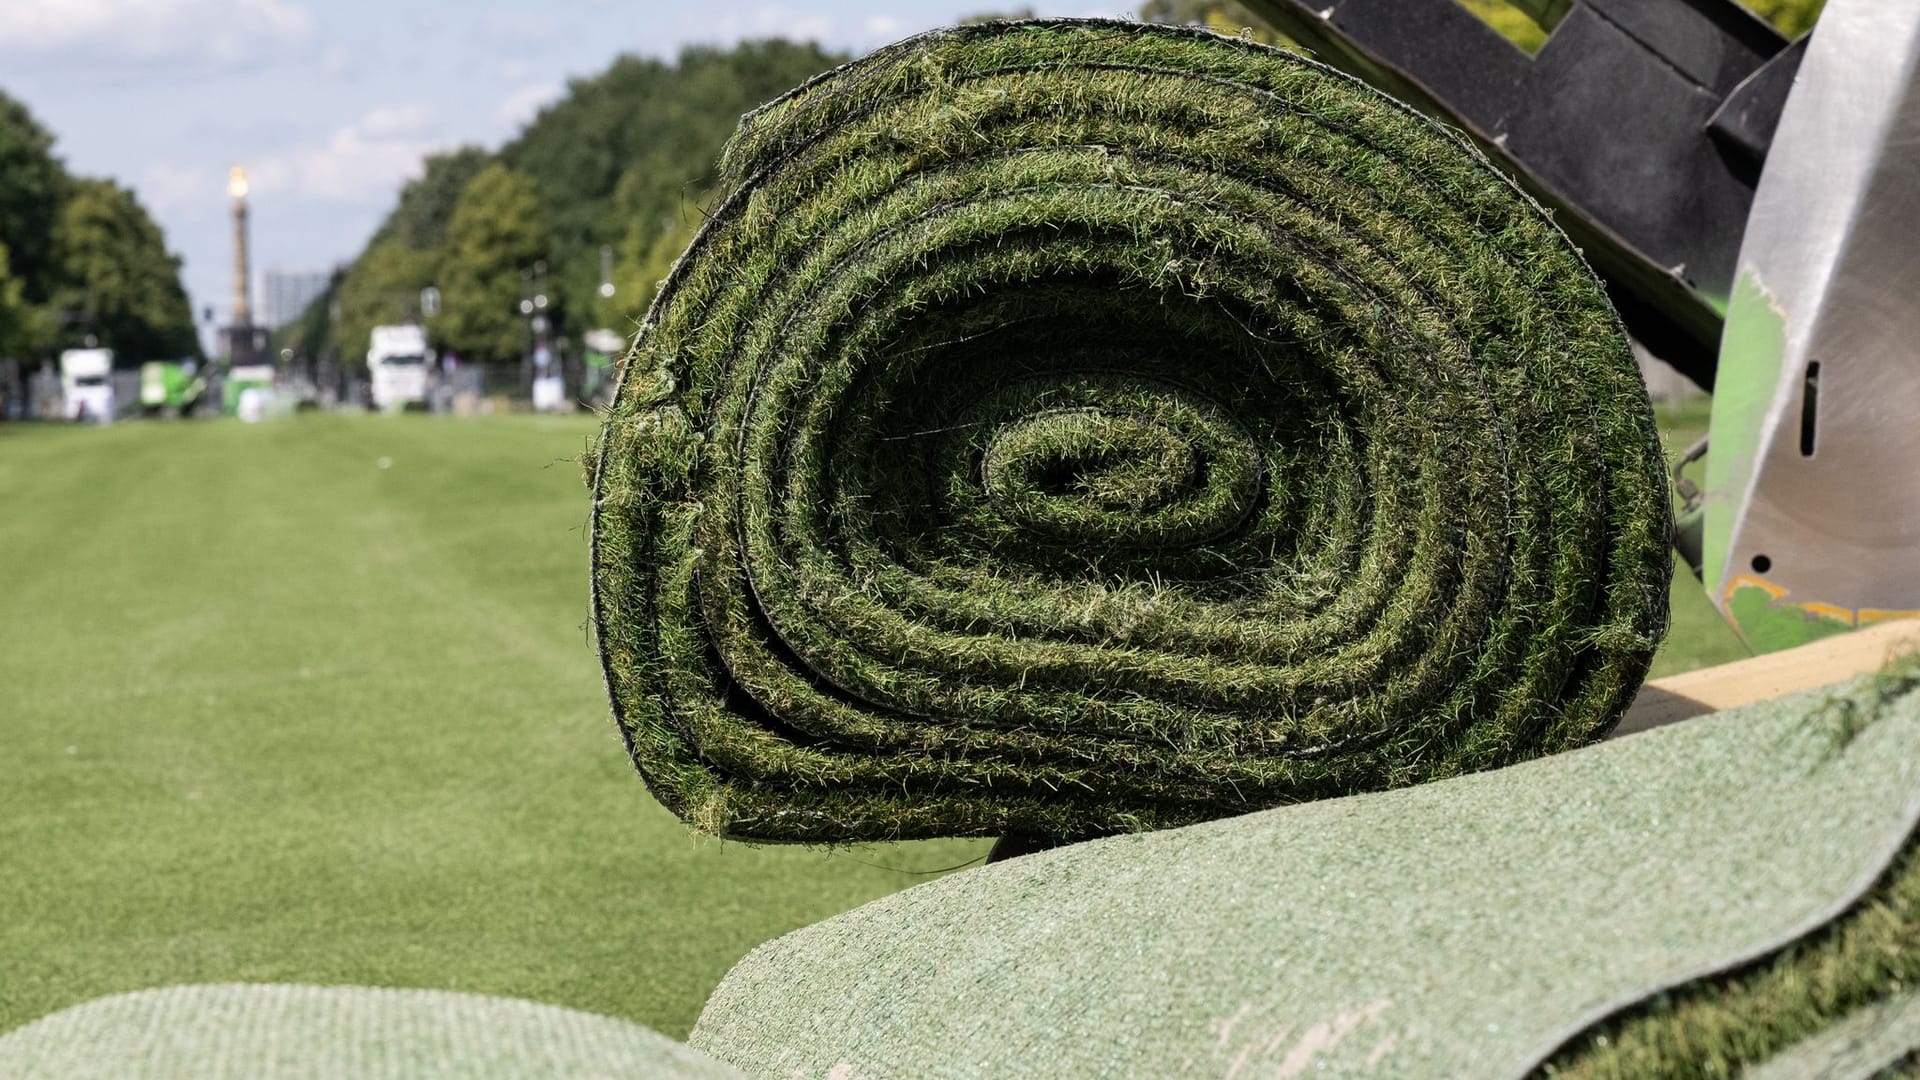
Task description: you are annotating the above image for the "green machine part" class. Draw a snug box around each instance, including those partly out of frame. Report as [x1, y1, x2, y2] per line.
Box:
[138, 361, 204, 411]
[581, 328, 626, 401]
[1689, 0, 1920, 652]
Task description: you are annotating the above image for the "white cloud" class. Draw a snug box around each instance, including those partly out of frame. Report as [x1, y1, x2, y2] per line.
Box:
[247, 104, 444, 206]
[319, 43, 356, 79]
[865, 15, 906, 40]
[474, 9, 566, 48]
[137, 162, 221, 215]
[715, 5, 836, 43]
[497, 84, 563, 131]
[357, 104, 436, 139]
[0, 0, 312, 64]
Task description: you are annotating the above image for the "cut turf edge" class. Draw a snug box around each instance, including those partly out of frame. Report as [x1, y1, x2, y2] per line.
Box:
[1539, 658, 1920, 1078]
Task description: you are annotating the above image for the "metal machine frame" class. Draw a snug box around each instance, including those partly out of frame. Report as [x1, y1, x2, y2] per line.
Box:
[1241, 0, 1920, 652]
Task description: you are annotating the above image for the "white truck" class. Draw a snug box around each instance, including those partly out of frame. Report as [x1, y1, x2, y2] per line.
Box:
[367, 324, 432, 412]
[59, 348, 115, 423]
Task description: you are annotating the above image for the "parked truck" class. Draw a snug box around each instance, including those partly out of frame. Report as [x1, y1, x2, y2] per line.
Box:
[59, 348, 115, 423]
[367, 325, 432, 412]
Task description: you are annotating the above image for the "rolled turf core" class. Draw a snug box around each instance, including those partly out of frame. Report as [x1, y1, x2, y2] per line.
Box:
[587, 19, 1672, 843]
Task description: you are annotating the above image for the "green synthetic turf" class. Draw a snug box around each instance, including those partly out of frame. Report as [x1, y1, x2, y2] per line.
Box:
[0, 416, 980, 1038]
[692, 665, 1920, 1079]
[588, 18, 1672, 845]
[0, 984, 742, 1079]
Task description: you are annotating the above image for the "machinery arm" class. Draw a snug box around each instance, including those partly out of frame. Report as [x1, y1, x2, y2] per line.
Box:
[1239, 0, 1804, 390]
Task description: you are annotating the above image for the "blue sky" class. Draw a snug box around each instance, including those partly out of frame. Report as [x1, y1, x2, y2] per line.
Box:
[0, 0, 1119, 341]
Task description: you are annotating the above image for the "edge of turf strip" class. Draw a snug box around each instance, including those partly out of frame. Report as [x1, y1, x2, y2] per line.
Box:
[1740, 988, 1920, 1080]
[0, 984, 742, 1080]
[1537, 667, 1920, 1078]
[690, 665, 1920, 1078]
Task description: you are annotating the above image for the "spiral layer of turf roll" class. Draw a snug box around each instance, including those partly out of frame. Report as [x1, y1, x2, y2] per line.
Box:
[588, 18, 1671, 843]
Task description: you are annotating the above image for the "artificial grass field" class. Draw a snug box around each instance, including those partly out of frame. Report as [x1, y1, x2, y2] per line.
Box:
[0, 413, 980, 1038]
[0, 399, 1736, 1039]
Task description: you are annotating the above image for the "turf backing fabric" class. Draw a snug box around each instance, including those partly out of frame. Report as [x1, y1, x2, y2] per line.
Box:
[588, 18, 1672, 843]
[1741, 989, 1920, 1080]
[0, 984, 741, 1079]
[691, 666, 1920, 1078]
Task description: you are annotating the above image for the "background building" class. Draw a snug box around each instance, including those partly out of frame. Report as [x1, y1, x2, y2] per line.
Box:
[261, 268, 334, 330]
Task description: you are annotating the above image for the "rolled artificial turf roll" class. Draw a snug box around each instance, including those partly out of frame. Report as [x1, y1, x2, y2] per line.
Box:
[587, 19, 1671, 843]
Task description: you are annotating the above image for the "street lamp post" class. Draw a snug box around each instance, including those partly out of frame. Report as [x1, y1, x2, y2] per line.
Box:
[521, 261, 562, 411]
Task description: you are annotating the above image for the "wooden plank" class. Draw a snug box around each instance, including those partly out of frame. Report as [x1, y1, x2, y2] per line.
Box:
[1613, 619, 1920, 738]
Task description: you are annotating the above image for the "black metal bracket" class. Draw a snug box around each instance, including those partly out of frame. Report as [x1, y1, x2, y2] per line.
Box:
[1240, 0, 1807, 389]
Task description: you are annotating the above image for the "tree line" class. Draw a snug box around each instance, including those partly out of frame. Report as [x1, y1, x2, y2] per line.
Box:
[0, 92, 200, 366]
[289, 39, 846, 367]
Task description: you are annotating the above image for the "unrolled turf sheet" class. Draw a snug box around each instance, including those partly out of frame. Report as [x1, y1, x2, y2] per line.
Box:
[587, 19, 1672, 843]
[692, 666, 1920, 1078]
[1744, 989, 1920, 1080]
[0, 984, 741, 1079]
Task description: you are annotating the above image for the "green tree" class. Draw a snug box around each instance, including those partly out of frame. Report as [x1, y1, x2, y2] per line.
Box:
[283, 148, 486, 362]
[331, 42, 845, 353]
[371, 145, 491, 253]
[0, 241, 28, 358]
[959, 8, 1037, 23]
[1139, 0, 1287, 45]
[439, 164, 550, 363]
[1742, 0, 1822, 36]
[327, 41, 850, 352]
[598, 182, 707, 330]
[48, 178, 199, 360]
[334, 240, 437, 365]
[498, 40, 843, 337]
[0, 90, 68, 307]
[1458, 0, 1550, 50]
